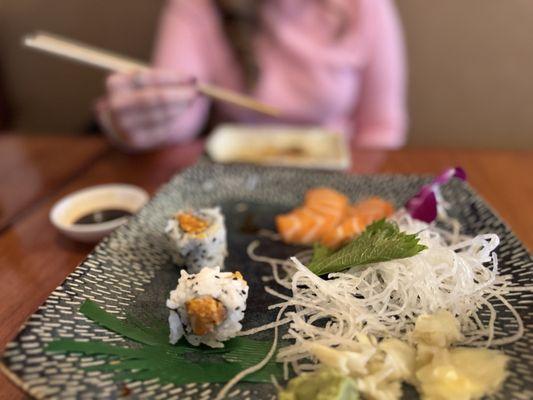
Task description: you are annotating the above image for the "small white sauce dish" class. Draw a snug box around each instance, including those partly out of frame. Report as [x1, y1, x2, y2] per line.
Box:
[50, 184, 149, 243]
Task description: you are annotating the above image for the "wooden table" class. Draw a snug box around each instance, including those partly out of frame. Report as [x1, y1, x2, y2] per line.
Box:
[0, 134, 531, 399]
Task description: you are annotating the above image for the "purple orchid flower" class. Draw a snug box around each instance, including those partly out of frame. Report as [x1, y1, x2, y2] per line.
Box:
[406, 167, 467, 223]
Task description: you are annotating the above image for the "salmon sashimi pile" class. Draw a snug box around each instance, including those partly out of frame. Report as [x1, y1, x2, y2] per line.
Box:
[276, 187, 394, 248]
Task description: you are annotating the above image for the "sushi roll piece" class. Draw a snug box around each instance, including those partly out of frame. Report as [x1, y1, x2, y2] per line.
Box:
[165, 207, 228, 273]
[166, 266, 249, 348]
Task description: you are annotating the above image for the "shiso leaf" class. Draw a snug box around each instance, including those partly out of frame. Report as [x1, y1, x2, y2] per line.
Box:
[310, 242, 334, 265]
[45, 300, 282, 385]
[308, 219, 427, 276]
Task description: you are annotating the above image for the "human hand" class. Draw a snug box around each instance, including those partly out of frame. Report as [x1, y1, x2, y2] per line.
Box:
[97, 70, 197, 150]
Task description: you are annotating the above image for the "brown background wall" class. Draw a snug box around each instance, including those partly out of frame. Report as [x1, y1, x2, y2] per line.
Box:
[0, 0, 532, 148]
[0, 0, 164, 134]
[396, 0, 533, 148]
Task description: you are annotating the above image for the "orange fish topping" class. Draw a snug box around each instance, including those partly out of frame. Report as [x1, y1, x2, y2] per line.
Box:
[232, 271, 244, 281]
[177, 213, 209, 234]
[185, 296, 227, 336]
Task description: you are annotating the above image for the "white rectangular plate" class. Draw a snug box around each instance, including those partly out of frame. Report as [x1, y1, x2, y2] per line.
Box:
[206, 124, 351, 170]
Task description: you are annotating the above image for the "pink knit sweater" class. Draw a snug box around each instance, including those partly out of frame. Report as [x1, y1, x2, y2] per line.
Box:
[148, 0, 407, 148]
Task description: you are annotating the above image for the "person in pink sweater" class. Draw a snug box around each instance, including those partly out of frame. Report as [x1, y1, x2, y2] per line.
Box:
[98, 0, 407, 151]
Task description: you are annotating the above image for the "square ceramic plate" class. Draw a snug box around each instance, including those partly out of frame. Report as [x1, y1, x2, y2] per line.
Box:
[1, 161, 532, 399]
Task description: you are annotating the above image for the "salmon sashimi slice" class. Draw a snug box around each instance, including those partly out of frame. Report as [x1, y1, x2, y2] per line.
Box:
[275, 213, 302, 243]
[321, 225, 346, 249]
[350, 197, 394, 225]
[322, 198, 394, 248]
[276, 188, 395, 248]
[321, 214, 366, 248]
[276, 208, 332, 245]
[306, 202, 346, 222]
[305, 187, 349, 223]
[305, 188, 349, 210]
[292, 208, 327, 244]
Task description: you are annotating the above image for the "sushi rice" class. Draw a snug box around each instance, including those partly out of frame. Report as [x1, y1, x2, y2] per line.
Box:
[165, 207, 228, 273]
[167, 266, 249, 348]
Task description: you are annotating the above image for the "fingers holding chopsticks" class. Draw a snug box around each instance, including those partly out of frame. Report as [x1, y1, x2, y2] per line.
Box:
[98, 70, 200, 150]
[24, 32, 280, 118]
[106, 70, 197, 92]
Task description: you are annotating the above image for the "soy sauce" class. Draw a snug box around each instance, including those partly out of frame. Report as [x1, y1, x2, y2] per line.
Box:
[74, 209, 132, 225]
[240, 213, 260, 234]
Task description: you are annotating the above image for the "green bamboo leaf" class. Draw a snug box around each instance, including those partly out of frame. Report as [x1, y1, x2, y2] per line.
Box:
[308, 219, 427, 276]
[46, 300, 284, 386]
[86, 359, 150, 372]
[80, 300, 165, 346]
[46, 340, 140, 358]
[47, 338, 281, 384]
[222, 337, 273, 363]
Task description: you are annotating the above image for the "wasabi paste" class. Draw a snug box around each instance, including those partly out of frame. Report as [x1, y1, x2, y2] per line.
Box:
[279, 367, 358, 400]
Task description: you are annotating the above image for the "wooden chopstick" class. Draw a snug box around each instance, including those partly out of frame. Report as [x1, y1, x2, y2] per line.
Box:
[23, 32, 281, 117]
[197, 83, 280, 117]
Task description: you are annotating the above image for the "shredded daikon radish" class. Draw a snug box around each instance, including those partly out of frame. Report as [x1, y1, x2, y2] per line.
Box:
[246, 211, 531, 375]
[214, 307, 285, 400]
[258, 229, 282, 241]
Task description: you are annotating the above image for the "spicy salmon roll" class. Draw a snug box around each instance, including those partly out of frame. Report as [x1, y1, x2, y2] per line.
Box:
[165, 207, 227, 273]
[166, 267, 249, 348]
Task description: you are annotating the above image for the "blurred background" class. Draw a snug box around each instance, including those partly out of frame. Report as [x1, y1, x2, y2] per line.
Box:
[0, 0, 532, 148]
